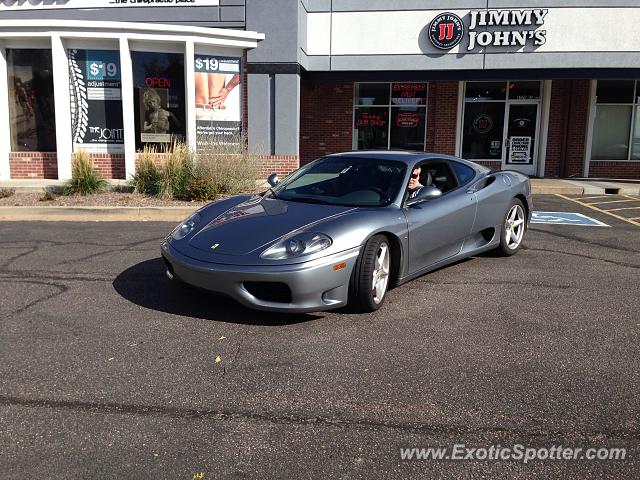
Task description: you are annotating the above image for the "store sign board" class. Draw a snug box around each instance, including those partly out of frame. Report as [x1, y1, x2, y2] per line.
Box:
[0, 0, 219, 10]
[194, 54, 242, 147]
[508, 136, 531, 164]
[427, 9, 548, 51]
[69, 49, 124, 153]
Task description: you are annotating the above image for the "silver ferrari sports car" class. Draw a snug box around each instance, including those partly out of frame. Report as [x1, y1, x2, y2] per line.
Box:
[161, 151, 531, 313]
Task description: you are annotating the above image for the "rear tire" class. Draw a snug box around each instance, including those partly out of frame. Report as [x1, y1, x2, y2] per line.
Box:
[348, 234, 391, 312]
[495, 198, 526, 257]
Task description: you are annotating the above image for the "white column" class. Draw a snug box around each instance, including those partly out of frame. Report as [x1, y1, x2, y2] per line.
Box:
[0, 43, 11, 180]
[51, 35, 73, 180]
[184, 40, 196, 151]
[119, 37, 136, 179]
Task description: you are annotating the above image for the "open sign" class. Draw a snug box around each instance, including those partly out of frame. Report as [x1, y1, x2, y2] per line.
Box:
[145, 77, 172, 88]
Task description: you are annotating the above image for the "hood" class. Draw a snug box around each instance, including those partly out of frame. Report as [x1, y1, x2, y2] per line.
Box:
[188, 196, 356, 255]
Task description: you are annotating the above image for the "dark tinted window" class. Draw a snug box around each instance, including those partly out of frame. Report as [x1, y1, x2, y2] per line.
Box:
[451, 161, 475, 185]
[355, 83, 390, 105]
[354, 107, 388, 149]
[465, 81, 507, 101]
[7, 49, 56, 152]
[596, 80, 635, 104]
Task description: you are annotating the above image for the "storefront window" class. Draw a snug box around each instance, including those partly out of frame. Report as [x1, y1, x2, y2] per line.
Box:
[354, 83, 427, 150]
[461, 81, 542, 161]
[462, 102, 505, 160]
[132, 51, 186, 150]
[69, 49, 124, 153]
[6, 49, 57, 152]
[591, 80, 639, 160]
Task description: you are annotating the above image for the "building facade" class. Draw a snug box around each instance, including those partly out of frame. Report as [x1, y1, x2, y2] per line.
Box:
[247, 0, 640, 179]
[1, 1, 640, 180]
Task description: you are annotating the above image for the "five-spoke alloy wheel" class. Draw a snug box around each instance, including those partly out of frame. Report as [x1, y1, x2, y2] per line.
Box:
[496, 198, 527, 256]
[349, 234, 391, 312]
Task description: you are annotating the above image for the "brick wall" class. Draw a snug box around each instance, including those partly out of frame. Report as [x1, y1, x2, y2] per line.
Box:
[9, 152, 58, 179]
[258, 155, 299, 177]
[300, 81, 353, 165]
[589, 162, 640, 179]
[545, 79, 590, 178]
[90, 153, 125, 179]
[425, 81, 459, 155]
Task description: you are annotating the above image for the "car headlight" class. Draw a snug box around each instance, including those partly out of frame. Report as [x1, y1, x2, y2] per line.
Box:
[260, 232, 332, 260]
[171, 212, 201, 240]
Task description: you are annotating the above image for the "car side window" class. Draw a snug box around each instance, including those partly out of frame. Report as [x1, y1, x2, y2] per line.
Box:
[450, 161, 476, 187]
[422, 161, 459, 194]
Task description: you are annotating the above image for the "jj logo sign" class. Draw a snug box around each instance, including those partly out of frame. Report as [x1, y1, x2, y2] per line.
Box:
[427, 9, 548, 51]
[428, 13, 464, 50]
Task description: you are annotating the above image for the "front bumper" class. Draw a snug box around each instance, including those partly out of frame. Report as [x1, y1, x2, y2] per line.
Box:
[161, 242, 360, 313]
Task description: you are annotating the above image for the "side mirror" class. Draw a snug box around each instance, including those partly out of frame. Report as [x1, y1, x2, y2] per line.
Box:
[406, 185, 442, 206]
[267, 173, 279, 187]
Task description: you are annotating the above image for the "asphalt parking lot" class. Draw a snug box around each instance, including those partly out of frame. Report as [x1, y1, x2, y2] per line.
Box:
[1, 194, 639, 479]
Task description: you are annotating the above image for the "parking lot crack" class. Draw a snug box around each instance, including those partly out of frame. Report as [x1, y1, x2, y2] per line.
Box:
[1, 394, 638, 442]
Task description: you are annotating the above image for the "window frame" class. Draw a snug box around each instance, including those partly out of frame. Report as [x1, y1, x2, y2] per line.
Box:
[589, 80, 639, 162]
[353, 82, 429, 151]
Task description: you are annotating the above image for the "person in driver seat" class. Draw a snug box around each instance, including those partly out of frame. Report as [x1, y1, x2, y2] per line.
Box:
[408, 166, 435, 199]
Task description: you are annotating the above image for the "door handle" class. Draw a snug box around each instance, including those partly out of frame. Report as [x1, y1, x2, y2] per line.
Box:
[504, 138, 510, 148]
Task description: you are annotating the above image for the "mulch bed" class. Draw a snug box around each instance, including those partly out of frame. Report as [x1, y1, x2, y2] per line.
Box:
[0, 191, 211, 208]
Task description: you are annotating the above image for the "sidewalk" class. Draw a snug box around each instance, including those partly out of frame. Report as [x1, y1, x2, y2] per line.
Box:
[0, 177, 638, 222]
[530, 178, 640, 195]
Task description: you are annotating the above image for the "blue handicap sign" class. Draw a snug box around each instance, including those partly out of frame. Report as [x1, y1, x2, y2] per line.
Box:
[531, 211, 609, 227]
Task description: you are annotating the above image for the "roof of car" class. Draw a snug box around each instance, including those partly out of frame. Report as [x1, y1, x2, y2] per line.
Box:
[325, 150, 485, 169]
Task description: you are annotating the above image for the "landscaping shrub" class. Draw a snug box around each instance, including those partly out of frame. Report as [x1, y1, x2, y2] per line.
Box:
[39, 190, 56, 202]
[131, 147, 161, 196]
[64, 150, 108, 196]
[0, 187, 15, 199]
[197, 134, 259, 195]
[130, 136, 258, 202]
[158, 141, 193, 200]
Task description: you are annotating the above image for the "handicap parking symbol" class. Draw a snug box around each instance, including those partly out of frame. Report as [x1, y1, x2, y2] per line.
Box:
[531, 211, 610, 227]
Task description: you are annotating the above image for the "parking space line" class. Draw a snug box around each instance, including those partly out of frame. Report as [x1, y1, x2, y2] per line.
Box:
[578, 195, 612, 200]
[607, 206, 640, 212]
[586, 199, 640, 205]
[555, 194, 640, 226]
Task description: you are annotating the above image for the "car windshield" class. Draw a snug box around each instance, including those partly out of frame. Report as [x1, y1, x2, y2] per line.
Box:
[271, 156, 407, 207]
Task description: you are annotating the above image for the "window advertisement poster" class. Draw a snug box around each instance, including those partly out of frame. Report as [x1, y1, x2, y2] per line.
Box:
[509, 136, 532, 164]
[194, 54, 241, 146]
[68, 49, 124, 153]
[132, 51, 186, 148]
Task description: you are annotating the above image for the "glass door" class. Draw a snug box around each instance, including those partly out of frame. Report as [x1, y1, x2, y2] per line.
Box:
[503, 103, 540, 176]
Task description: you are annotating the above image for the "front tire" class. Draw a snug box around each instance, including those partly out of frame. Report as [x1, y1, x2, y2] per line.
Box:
[348, 234, 391, 312]
[496, 198, 526, 256]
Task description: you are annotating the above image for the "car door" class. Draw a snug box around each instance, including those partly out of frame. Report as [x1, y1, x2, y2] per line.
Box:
[404, 160, 477, 274]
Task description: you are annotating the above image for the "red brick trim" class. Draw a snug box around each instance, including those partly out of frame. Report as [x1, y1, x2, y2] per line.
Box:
[588, 161, 640, 179]
[89, 153, 125, 180]
[300, 82, 353, 165]
[9, 152, 58, 179]
[426, 81, 459, 156]
[258, 155, 299, 177]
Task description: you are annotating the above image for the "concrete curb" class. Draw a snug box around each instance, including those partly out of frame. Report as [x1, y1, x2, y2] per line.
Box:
[0, 206, 196, 222]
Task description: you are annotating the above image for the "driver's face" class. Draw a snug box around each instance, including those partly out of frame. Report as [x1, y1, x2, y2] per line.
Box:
[408, 167, 421, 190]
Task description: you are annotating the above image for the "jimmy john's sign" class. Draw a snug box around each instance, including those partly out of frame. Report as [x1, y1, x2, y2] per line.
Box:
[428, 9, 548, 51]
